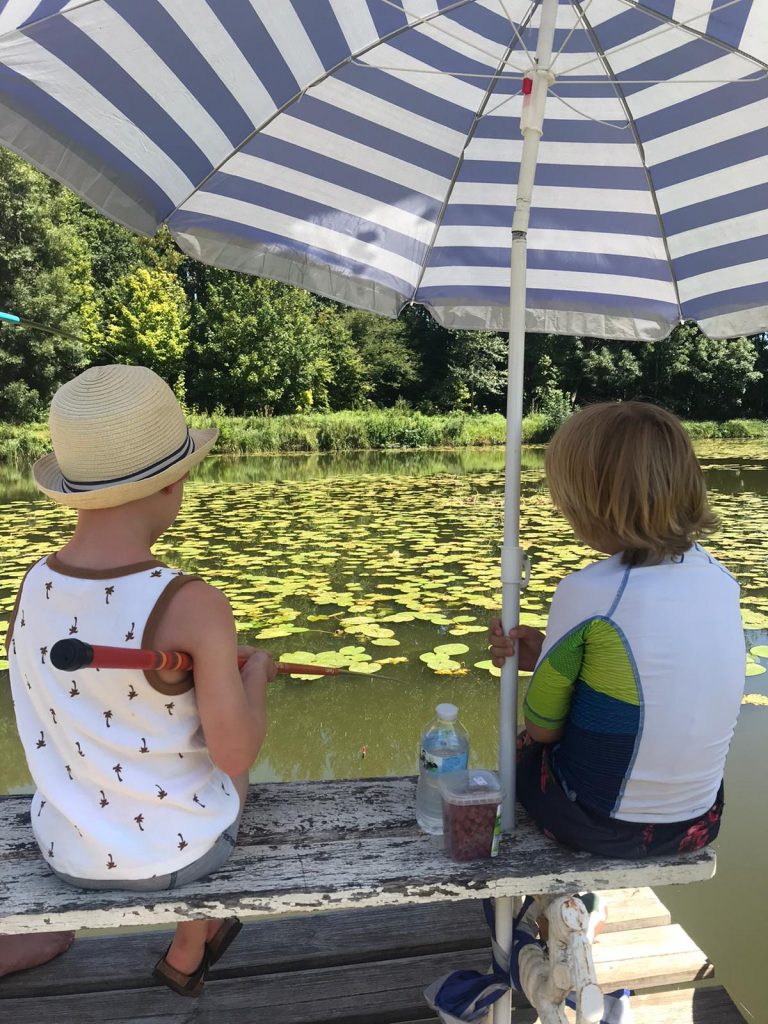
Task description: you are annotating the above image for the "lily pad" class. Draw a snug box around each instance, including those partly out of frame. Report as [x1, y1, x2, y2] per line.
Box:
[749, 645, 768, 658]
[255, 625, 308, 639]
[746, 662, 766, 676]
[347, 662, 382, 675]
[423, 657, 463, 672]
[474, 659, 501, 678]
[434, 643, 470, 656]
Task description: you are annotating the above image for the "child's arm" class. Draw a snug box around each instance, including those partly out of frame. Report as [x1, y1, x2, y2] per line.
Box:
[489, 578, 586, 744]
[152, 581, 274, 777]
[488, 622, 562, 742]
[522, 580, 588, 743]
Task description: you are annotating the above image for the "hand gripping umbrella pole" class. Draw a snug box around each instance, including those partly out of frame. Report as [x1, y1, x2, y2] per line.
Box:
[50, 637, 352, 678]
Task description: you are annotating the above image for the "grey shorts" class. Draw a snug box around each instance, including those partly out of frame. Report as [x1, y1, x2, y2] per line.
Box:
[50, 814, 241, 893]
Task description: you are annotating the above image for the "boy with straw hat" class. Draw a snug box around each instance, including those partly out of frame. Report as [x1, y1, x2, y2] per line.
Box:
[6, 364, 276, 997]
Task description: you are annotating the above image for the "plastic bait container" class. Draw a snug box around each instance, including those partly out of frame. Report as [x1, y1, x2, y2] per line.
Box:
[438, 769, 504, 862]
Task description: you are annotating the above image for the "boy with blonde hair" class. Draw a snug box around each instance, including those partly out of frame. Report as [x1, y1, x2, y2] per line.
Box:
[7, 364, 275, 996]
[491, 401, 744, 857]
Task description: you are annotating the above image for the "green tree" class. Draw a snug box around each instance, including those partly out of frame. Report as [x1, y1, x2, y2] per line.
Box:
[445, 329, 508, 410]
[0, 151, 96, 421]
[317, 309, 371, 410]
[581, 344, 643, 402]
[400, 307, 506, 411]
[97, 266, 190, 382]
[525, 334, 645, 409]
[344, 310, 418, 406]
[744, 334, 768, 416]
[75, 204, 144, 293]
[641, 323, 762, 418]
[185, 272, 349, 414]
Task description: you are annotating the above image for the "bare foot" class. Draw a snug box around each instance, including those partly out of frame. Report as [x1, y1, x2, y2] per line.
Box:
[0, 932, 75, 977]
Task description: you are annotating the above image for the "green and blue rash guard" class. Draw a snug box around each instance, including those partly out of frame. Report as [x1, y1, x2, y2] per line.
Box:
[523, 544, 744, 824]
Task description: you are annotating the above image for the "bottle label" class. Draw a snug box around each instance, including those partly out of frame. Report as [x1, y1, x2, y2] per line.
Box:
[420, 749, 468, 774]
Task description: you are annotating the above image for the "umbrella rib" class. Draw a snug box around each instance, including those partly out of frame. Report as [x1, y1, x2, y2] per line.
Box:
[409, 3, 539, 306]
[2, 0, 102, 34]
[163, 0, 478, 223]
[614, 0, 768, 72]
[573, 0, 683, 325]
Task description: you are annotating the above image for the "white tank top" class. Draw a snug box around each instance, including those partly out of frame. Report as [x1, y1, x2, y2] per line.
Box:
[7, 555, 240, 880]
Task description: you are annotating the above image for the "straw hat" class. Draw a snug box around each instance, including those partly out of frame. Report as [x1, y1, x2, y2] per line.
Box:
[32, 365, 218, 509]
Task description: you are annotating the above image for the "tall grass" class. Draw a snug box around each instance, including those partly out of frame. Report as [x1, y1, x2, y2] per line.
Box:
[186, 410, 510, 455]
[0, 411, 765, 468]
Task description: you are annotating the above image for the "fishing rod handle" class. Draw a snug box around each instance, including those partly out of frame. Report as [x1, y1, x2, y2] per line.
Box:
[50, 638, 338, 677]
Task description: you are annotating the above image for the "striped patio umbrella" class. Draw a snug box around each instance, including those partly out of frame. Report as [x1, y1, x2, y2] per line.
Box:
[1, 1, 765, 340]
[2, 5, 764, 1018]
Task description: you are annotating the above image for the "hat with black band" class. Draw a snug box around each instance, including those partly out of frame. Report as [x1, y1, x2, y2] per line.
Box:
[33, 365, 218, 509]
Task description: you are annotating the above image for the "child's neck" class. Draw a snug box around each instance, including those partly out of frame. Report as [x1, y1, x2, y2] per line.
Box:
[56, 508, 158, 571]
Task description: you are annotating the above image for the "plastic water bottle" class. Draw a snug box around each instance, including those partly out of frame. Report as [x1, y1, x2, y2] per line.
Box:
[415, 703, 470, 835]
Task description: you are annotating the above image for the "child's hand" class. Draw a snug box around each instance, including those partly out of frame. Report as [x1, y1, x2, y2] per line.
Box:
[488, 619, 545, 672]
[238, 647, 278, 684]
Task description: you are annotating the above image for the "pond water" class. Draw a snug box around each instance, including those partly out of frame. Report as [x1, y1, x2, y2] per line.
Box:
[1, 442, 766, 1021]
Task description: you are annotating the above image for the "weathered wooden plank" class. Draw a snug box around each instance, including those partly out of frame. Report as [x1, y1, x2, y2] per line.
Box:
[0, 950, 493, 1024]
[596, 887, 671, 932]
[629, 986, 746, 1023]
[0, 917, 712, 1011]
[0, 781, 715, 933]
[593, 924, 713, 989]
[0, 888, 684, 1000]
[0, 902, 491, 997]
[0, 959, 736, 1024]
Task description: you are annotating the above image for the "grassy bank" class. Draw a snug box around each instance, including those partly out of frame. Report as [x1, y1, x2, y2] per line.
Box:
[1, 411, 766, 468]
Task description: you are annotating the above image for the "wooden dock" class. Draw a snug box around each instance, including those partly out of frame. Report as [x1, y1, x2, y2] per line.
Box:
[0, 886, 744, 1022]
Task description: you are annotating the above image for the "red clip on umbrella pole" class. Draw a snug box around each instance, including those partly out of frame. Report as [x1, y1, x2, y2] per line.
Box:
[50, 638, 341, 677]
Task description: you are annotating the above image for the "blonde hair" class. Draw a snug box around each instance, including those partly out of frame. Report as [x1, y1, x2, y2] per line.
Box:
[545, 402, 717, 566]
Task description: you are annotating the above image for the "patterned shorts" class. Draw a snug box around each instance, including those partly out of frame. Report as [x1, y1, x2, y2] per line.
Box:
[516, 732, 723, 859]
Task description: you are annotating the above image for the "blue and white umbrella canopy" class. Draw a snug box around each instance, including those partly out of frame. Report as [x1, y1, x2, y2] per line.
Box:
[0, 0, 766, 341]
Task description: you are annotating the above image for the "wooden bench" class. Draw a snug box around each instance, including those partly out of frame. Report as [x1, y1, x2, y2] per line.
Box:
[0, 777, 716, 933]
[1, 777, 727, 1022]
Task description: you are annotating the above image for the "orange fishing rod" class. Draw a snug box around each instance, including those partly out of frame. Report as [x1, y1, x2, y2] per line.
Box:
[50, 638, 345, 677]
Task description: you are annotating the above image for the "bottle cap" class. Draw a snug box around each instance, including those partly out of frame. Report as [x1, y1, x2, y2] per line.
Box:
[435, 703, 458, 721]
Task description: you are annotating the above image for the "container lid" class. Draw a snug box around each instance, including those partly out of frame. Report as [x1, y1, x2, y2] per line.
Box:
[435, 703, 458, 721]
[438, 769, 504, 804]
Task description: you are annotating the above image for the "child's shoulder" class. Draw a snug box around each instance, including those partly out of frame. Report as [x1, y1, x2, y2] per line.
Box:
[549, 556, 625, 621]
[556, 554, 624, 592]
[687, 543, 739, 588]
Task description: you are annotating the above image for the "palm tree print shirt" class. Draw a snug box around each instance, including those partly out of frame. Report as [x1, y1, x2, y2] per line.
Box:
[6, 556, 240, 880]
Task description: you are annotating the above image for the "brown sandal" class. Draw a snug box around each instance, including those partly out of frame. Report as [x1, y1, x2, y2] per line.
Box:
[153, 946, 209, 997]
[206, 916, 243, 966]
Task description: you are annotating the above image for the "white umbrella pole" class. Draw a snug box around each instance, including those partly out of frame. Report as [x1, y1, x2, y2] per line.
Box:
[493, 0, 558, 1019]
